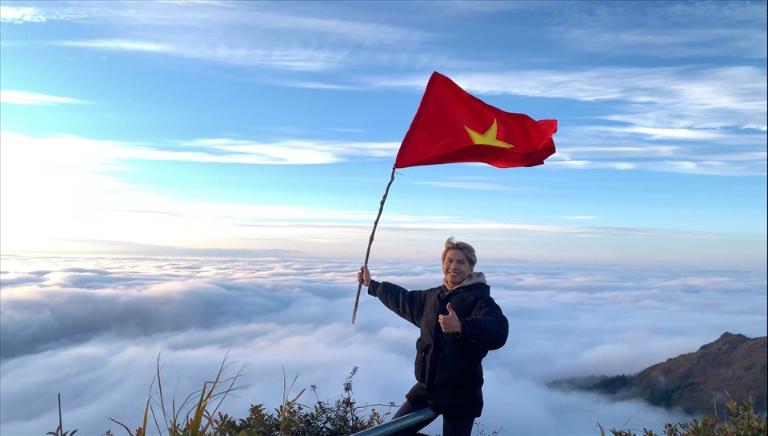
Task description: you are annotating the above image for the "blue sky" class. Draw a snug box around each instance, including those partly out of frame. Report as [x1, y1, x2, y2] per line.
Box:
[1, 0, 766, 267]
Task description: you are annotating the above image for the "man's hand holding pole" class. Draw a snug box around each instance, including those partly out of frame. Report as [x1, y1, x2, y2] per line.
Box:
[358, 266, 371, 287]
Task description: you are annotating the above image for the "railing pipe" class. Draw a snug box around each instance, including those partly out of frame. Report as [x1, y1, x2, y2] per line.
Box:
[351, 407, 437, 436]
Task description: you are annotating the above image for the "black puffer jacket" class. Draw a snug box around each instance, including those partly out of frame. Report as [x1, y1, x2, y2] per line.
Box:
[368, 273, 508, 418]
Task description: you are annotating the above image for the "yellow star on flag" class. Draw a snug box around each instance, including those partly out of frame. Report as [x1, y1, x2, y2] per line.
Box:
[464, 119, 514, 149]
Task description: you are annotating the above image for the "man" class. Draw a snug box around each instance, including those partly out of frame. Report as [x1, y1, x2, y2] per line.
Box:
[358, 237, 508, 436]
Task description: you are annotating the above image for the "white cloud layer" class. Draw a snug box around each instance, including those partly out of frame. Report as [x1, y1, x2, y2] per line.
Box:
[1, 254, 765, 435]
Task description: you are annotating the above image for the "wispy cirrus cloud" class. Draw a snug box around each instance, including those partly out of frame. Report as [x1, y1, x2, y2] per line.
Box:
[267, 80, 362, 91]
[551, 1, 766, 60]
[233, 8, 433, 45]
[547, 157, 766, 176]
[559, 27, 766, 60]
[55, 37, 472, 72]
[374, 66, 767, 131]
[602, 126, 728, 141]
[0, 90, 87, 106]
[57, 39, 346, 71]
[27, 1, 442, 72]
[0, 4, 96, 23]
[4, 2, 431, 44]
[550, 124, 767, 176]
[181, 137, 399, 163]
[554, 145, 678, 158]
[559, 215, 599, 221]
[58, 39, 173, 53]
[1, 131, 397, 167]
[0, 6, 46, 23]
[411, 180, 537, 192]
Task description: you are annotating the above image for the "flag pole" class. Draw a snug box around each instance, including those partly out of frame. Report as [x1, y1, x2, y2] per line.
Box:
[352, 165, 397, 324]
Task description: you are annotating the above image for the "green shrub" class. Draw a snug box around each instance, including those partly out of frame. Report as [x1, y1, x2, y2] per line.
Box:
[599, 398, 767, 436]
[212, 366, 389, 435]
[45, 359, 765, 436]
[99, 357, 388, 436]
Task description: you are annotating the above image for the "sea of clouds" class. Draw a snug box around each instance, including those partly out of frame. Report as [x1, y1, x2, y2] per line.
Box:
[1, 254, 766, 435]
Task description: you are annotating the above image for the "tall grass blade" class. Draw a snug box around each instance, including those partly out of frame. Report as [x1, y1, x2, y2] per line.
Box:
[108, 417, 135, 436]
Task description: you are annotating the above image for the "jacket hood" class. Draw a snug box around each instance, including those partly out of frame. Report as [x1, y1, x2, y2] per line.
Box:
[444, 272, 488, 292]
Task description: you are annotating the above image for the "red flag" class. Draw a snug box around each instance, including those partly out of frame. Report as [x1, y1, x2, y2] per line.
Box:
[395, 72, 557, 169]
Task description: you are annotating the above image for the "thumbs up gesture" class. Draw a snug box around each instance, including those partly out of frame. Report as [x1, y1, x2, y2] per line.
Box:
[439, 303, 462, 334]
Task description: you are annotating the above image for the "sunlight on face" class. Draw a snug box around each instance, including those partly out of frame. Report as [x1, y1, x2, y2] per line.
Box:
[442, 248, 473, 288]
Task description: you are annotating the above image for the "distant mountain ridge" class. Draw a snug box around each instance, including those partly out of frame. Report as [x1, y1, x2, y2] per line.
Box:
[549, 332, 767, 416]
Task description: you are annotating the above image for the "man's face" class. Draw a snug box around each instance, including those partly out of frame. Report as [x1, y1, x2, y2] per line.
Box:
[442, 249, 473, 288]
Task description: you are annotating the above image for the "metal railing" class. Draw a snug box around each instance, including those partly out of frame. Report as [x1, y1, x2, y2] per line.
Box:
[351, 407, 437, 435]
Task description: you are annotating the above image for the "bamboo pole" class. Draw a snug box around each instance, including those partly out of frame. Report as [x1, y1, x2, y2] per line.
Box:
[352, 165, 397, 324]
